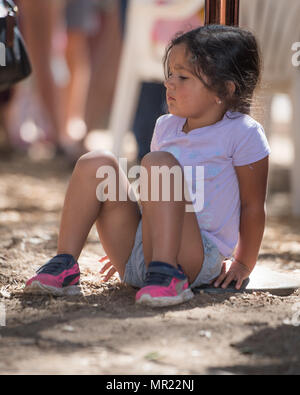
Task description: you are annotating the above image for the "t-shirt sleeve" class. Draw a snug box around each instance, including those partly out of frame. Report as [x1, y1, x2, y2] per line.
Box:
[150, 115, 166, 152]
[231, 123, 271, 167]
[150, 124, 159, 152]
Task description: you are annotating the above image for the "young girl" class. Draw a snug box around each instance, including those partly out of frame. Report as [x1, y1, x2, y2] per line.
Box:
[25, 25, 271, 307]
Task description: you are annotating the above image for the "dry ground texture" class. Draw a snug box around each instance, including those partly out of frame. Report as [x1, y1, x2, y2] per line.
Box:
[0, 155, 300, 375]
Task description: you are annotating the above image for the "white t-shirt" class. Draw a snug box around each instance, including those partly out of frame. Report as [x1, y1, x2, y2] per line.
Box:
[150, 111, 271, 257]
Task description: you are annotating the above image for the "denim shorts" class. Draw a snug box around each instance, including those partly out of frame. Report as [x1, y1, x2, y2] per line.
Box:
[122, 217, 225, 289]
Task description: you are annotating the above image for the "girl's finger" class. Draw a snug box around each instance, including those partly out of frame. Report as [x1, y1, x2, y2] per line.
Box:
[214, 275, 225, 287]
[99, 261, 113, 273]
[99, 255, 110, 263]
[103, 267, 116, 282]
[221, 271, 236, 289]
[213, 261, 226, 287]
[235, 276, 244, 290]
[214, 272, 226, 288]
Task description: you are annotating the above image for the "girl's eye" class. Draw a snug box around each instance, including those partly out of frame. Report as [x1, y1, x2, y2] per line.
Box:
[166, 73, 188, 82]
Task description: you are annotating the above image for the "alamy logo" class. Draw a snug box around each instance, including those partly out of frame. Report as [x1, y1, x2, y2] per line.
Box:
[0, 302, 6, 326]
[291, 42, 300, 67]
[95, 159, 205, 213]
[0, 42, 6, 66]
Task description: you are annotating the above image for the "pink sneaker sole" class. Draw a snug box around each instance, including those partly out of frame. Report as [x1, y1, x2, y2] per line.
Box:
[136, 287, 194, 307]
[24, 280, 82, 296]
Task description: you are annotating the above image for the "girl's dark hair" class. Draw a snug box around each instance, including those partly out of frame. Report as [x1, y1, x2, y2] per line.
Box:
[163, 25, 261, 114]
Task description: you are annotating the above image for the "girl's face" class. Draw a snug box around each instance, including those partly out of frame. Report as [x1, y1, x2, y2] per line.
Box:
[164, 43, 223, 130]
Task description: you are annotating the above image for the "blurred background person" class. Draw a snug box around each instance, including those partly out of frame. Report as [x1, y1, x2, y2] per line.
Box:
[5, 0, 121, 163]
[85, 0, 122, 132]
[3, 0, 202, 165]
[62, 0, 121, 160]
[15, 0, 63, 150]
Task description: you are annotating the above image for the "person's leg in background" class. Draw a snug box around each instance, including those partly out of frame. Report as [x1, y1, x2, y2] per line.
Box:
[85, 0, 123, 131]
[119, 0, 166, 162]
[61, 0, 97, 158]
[18, 0, 62, 147]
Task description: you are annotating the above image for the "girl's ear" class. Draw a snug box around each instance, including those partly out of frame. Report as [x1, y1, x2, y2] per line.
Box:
[226, 81, 236, 97]
[215, 81, 236, 105]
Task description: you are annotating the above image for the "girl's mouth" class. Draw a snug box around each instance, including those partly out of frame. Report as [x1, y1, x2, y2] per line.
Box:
[167, 95, 175, 101]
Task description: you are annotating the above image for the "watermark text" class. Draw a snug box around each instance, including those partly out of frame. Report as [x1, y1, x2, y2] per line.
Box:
[0, 302, 6, 327]
[95, 159, 204, 213]
[0, 42, 6, 66]
[291, 42, 300, 67]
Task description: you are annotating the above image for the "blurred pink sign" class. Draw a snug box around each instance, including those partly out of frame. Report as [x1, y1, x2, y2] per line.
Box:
[152, 1, 203, 44]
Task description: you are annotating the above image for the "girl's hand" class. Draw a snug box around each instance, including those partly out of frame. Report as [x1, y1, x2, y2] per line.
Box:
[213, 259, 251, 290]
[99, 255, 117, 282]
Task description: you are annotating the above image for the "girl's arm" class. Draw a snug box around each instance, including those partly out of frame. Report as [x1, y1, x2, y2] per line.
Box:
[214, 156, 269, 289]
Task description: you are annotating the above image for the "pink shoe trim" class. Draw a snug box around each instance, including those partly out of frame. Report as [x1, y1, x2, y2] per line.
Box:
[136, 278, 189, 300]
[26, 266, 80, 289]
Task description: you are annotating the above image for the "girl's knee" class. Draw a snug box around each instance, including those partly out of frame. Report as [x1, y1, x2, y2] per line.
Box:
[141, 151, 180, 168]
[76, 150, 118, 175]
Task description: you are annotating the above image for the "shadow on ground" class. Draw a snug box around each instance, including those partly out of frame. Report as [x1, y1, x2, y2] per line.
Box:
[208, 324, 300, 375]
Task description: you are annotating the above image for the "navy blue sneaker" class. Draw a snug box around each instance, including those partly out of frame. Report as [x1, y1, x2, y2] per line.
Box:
[24, 254, 81, 296]
[136, 262, 194, 307]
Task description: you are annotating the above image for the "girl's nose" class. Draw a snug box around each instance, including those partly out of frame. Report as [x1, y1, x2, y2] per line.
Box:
[164, 76, 174, 89]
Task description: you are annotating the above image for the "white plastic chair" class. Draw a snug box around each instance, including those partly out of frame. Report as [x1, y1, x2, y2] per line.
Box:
[240, 0, 300, 216]
[109, 0, 204, 158]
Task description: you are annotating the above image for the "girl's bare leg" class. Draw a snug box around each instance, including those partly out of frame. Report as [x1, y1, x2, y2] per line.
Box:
[140, 151, 204, 284]
[57, 150, 141, 278]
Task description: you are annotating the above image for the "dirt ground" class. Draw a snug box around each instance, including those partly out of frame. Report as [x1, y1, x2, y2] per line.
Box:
[0, 154, 300, 375]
